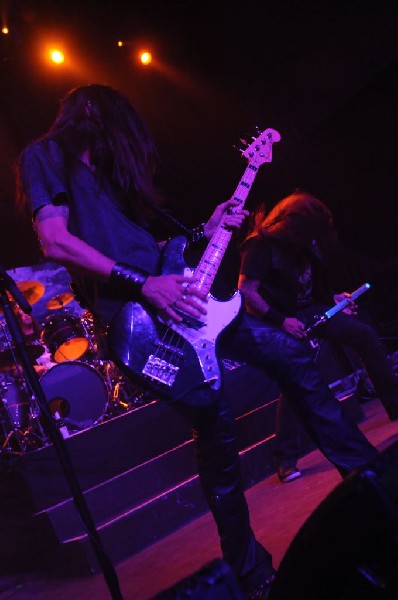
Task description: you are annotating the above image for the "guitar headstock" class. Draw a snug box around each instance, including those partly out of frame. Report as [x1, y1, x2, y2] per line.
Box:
[241, 127, 281, 166]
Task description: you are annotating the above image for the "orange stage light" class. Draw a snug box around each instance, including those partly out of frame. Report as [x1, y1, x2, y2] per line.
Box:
[139, 51, 152, 66]
[50, 49, 65, 64]
[1, 26, 9, 35]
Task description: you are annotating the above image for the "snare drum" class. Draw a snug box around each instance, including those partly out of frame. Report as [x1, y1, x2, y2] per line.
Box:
[41, 310, 89, 363]
[40, 361, 107, 430]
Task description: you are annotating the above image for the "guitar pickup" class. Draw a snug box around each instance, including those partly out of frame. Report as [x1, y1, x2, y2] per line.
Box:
[154, 341, 184, 357]
[142, 355, 179, 387]
[174, 308, 205, 330]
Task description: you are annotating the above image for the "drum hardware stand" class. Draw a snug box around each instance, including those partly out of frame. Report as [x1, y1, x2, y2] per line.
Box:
[97, 359, 153, 419]
[80, 312, 98, 357]
[0, 413, 45, 454]
[0, 265, 124, 600]
[0, 321, 48, 453]
[0, 388, 48, 455]
[90, 359, 131, 421]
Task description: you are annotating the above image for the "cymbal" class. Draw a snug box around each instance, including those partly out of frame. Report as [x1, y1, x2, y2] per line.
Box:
[16, 280, 45, 304]
[0, 342, 45, 371]
[0, 280, 45, 314]
[46, 293, 74, 310]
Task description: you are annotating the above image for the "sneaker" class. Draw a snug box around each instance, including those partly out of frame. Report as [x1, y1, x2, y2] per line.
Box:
[277, 463, 302, 483]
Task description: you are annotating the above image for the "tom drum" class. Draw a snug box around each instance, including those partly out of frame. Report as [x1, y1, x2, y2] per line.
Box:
[41, 310, 89, 363]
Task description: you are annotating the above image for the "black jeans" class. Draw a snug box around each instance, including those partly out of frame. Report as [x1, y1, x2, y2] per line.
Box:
[225, 312, 378, 474]
[272, 303, 398, 467]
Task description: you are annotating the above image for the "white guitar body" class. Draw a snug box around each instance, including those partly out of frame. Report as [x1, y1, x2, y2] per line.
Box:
[168, 287, 242, 389]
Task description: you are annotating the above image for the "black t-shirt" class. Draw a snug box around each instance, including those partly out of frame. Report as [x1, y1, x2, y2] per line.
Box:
[20, 139, 161, 323]
[240, 234, 331, 320]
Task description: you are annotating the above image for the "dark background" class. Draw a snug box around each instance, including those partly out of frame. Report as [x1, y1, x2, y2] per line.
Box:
[1, 0, 397, 328]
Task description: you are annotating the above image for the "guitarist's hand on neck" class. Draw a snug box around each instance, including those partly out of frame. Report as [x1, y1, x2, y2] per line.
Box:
[204, 198, 249, 238]
[142, 273, 208, 324]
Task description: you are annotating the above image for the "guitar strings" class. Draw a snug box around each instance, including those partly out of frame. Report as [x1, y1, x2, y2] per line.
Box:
[152, 321, 187, 381]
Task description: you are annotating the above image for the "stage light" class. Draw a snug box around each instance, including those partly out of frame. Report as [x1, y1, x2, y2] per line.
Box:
[117, 40, 123, 47]
[50, 49, 65, 64]
[139, 51, 152, 66]
[1, 26, 9, 35]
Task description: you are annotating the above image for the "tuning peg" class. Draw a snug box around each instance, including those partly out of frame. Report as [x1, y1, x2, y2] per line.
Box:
[232, 144, 247, 154]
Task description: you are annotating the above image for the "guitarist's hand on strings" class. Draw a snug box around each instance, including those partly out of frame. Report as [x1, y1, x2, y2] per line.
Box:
[203, 199, 249, 238]
[142, 274, 208, 324]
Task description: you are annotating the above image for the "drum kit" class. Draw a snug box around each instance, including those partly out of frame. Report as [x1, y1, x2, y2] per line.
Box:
[0, 281, 153, 455]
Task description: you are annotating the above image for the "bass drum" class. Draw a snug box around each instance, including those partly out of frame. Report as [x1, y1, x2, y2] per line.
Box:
[40, 361, 107, 431]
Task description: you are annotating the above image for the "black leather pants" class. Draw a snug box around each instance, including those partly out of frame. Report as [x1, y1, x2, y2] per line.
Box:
[174, 393, 274, 593]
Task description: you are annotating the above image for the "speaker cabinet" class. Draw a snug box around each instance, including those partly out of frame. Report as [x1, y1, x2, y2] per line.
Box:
[269, 441, 398, 599]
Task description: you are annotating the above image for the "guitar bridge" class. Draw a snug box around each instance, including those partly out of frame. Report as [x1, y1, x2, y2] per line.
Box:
[142, 355, 179, 387]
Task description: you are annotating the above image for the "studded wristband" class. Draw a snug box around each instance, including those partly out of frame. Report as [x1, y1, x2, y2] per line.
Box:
[109, 262, 148, 299]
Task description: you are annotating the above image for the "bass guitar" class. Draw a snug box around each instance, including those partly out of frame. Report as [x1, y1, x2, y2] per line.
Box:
[108, 128, 281, 406]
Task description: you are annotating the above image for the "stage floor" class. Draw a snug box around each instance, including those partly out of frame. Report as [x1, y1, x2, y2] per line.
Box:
[1, 397, 398, 600]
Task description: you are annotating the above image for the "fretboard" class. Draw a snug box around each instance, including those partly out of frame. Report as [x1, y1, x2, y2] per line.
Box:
[192, 162, 259, 295]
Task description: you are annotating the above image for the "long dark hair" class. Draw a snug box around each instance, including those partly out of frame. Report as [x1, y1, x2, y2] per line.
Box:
[18, 84, 162, 208]
[248, 190, 335, 250]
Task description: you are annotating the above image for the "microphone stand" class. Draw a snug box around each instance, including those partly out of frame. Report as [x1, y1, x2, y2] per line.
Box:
[0, 266, 124, 600]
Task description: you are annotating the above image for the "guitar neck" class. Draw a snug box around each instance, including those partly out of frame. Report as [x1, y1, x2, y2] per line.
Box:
[187, 126, 280, 296]
[192, 162, 259, 295]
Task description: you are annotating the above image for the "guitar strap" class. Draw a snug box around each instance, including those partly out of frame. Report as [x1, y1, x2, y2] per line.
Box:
[141, 197, 203, 244]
